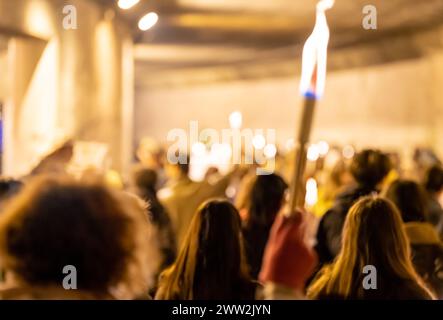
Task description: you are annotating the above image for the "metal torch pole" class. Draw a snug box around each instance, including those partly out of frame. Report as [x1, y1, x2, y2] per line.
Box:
[288, 97, 317, 213]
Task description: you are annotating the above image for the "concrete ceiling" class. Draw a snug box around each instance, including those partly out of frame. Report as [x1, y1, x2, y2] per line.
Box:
[100, 0, 443, 86]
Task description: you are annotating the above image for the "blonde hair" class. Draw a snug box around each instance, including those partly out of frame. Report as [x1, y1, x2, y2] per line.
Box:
[308, 196, 432, 299]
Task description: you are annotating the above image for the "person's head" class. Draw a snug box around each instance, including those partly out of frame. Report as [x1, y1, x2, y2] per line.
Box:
[136, 137, 163, 169]
[0, 179, 23, 210]
[350, 149, 391, 188]
[158, 199, 251, 300]
[329, 160, 353, 187]
[385, 180, 427, 223]
[0, 176, 154, 299]
[308, 196, 426, 299]
[245, 174, 288, 227]
[424, 165, 443, 195]
[133, 167, 158, 194]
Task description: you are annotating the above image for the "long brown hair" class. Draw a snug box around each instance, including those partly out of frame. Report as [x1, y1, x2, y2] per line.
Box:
[308, 196, 432, 299]
[156, 199, 253, 300]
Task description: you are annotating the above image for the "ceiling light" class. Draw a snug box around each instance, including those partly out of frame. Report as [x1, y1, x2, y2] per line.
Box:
[118, 0, 140, 10]
[138, 12, 159, 31]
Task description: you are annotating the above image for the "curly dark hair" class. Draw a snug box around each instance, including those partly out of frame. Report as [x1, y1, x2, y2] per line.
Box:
[0, 176, 152, 297]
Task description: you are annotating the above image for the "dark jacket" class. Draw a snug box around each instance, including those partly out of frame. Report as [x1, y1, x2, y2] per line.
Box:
[438, 217, 443, 240]
[242, 222, 272, 280]
[315, 184, 377, 265]
[405, 222, 443, 299]
[425, 195, 443, 227]
[142, 189, 177, 270]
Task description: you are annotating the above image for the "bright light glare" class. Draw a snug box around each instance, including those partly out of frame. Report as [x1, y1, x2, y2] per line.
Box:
[252, 134, 266, 150]
[191, 142, 206, 156]
[25, 1, 52, 38]
[307, 144, 320, 161]
[138, 12, 159, 31]
[118, 0, 140, 10]
[342, 145, 355, 159]
[285, 138, 295, 151]
[264, 144, 277, 158]
[229, 111, 242, 129]
[299, 0, 334, 98]
[318, 141, 329, 156]
[211, 143, 232, 160]
[305, 178, 318, 207]
[225, 185, 236, 198]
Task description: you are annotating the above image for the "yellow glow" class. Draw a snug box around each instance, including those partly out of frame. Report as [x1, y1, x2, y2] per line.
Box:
[173, 13, 297, 32]
[299, 0, 334, 98]
[342, 145, 355, 159]
[264, 144, 277, 158]
[285, 138, 295, 151]
[118, 0, 140, 10]
[211, 143, 232, 160]
[139, 12, 159, 31]
[305, 178, 318, 207]
[190, 142, 210, 182]
[318, 140, 330, 156]
[25, 0, 53, 38]
[229, 111, 243, 129]
[252, 134, 266, 150]
[105, 170, 124, 189]
[69, 142, 109, 174]
[192, 142, 206, 156]
[210, 143, 232, 174]
[95, 21, 117, 117]
[19, 39, 59, 173]
[179, 0, 296, 13]
[307, 144, 320, 161]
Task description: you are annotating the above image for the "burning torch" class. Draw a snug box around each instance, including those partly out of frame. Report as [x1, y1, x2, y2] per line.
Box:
[288, 0, 335, 212]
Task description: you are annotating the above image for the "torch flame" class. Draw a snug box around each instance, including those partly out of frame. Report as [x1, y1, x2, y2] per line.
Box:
[299, 0, 335, 99]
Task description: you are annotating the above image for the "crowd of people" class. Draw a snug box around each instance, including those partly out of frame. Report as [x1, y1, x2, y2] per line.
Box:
[0, 140, 441, 300]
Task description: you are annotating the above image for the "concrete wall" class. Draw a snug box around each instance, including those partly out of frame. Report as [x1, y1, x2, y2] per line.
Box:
[135, 50, 443, 161]
[0, 0, 134, 176]
[0, 49, 6, 102]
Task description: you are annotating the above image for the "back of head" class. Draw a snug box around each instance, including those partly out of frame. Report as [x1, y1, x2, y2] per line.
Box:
[385, 180, 427, 223]
[309, 196, 420, 299]
[158, 199, 251, 300]
[350, 149, 391, 188]
[424, 165, 443, 194]
[0, 176, 151, 298]
[0, 179, 23, 208]
[133, 167, 158, 193]
[246, 174, 288, 227]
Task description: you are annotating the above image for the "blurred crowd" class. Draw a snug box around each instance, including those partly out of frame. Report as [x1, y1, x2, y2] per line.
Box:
[0, 138, 441, 300]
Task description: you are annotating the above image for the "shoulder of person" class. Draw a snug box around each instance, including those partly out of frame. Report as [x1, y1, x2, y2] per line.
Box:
[394, 280, 434, 300]
[405, 222, 442, 246]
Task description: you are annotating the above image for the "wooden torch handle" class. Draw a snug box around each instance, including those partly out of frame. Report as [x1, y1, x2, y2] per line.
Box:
[287, 97, 317, 215]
